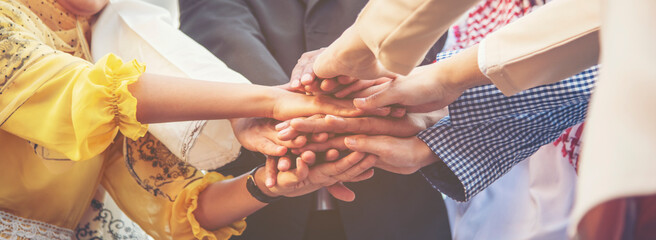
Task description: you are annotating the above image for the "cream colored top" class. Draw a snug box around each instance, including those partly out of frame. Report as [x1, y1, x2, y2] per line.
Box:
[478, 0, 601, 95]
[353, 0, 480, 75]
[570, 0, 656, 236]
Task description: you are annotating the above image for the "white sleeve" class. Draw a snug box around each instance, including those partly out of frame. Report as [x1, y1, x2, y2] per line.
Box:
[91, 0, 250, 170]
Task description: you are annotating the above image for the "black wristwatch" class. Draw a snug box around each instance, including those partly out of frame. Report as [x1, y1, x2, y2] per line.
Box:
[246, 164, 282, 203]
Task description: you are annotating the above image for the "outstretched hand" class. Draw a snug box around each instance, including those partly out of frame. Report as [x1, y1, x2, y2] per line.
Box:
[286, 135, 440, 175]
[352, 45, 491, 113]
[266, 151, 376, 202]
[276, 112, 446, 141]
[272, 89, 394, 120]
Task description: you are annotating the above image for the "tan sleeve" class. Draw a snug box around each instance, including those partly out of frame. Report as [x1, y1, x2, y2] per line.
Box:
[353, 0, 480, 75]
[478, 0, 601, 95]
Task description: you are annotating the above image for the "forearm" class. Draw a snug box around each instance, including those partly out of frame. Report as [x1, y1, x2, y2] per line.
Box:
[433, 50, 598, 127]
[478, 0, 601, 95]
[418, 101, 588, 201]
[355, 0, 480, 74]
[130, 73, 278, 123]
[194, 168, 275, 230]
[435, 45, 492, 92]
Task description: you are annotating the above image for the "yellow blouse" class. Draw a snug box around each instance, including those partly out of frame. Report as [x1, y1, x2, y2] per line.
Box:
[0, 0, 245, 239]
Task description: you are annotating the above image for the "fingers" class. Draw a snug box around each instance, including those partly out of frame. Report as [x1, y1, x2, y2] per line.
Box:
[311, 132, 329, 142]
[333, 79, 377, 98]
[353, 87, 399, 112]
[344, 168, 375, 182]
[300, 151, 316, 166]
[325, 149, 341, 161]
[277, 156, 292, 171]
[390, 107, 407, 118]
[291, 49, 324, 91]
[315, 96, 365, 118]
[294, 136, 348, 153]
[344, 135, 387, 156]
[300, 58, 317, 86]
[326, 183, 355, 202]
[256, 139, 288, 157]
[320, 151, 366, 177]
[277, 127, 301, 141]
[336, 75, 358, 85]
[350, 82, 389, 98]
[320, 78, 340, 93]
[295, 156, 309, 180]
[265, 157, 277, 187]
[275, 121, 289, 131]
[330, 154, 376, 182]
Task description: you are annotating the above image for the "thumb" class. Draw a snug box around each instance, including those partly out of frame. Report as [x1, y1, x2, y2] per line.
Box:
[353, 86, 398, 111]
[344, 135, 383, 155]
[312, 52, 338, 79]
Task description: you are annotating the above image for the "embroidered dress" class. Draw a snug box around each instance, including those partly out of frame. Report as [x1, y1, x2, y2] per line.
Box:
[0, 0, 244, 239]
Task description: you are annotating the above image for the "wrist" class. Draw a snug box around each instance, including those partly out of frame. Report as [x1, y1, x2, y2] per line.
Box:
[414, 137, 440, 168]
[437, 45, 492, 92]
[263, 87, 285, 119]
[253, 167, 281, 198]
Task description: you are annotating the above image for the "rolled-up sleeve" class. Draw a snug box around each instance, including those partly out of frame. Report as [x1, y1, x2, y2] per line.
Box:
[477, 0, 601, 95]
[353, 0, 479, 74]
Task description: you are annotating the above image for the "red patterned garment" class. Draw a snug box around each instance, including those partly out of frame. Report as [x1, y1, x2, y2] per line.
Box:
[447, 0, 547, 51]
[448, 0, 584, 172]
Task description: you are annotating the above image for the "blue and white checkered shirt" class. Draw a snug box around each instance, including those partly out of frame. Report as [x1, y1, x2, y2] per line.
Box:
[419, 51, 598, 202]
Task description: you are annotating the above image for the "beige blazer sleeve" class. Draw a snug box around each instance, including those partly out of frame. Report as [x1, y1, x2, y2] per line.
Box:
[478, 0, 601, 95]
[352, 0, 480, 75]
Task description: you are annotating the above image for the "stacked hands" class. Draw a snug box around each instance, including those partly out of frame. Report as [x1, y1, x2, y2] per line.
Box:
[231, 47, 468, 203]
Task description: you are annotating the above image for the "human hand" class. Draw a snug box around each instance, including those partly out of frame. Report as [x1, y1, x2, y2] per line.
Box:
[290, 135, 440, 175]
[289, 48, 392, 97]
[276, 110, 447, 141]
[312, 27, 396, 81]
[230, 118, 307, 156]
[261, 152, 376, 202]
[352, 45, 491, 113]
[271, 89, 392, 120]
[350, 64, 465, 113]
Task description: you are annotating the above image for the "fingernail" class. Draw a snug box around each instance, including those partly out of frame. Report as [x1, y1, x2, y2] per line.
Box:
[277, 146, 287, 154]
[275, 121, 289, 130]
[290, 80, 300, 88]
[278, 128, 291, 136]
[353, 98, 366, 108]
[326, 114, 343, 121]
[345, 137, 357, 146]
[301, 74, 313, 84]
[266, 179, 274, 187]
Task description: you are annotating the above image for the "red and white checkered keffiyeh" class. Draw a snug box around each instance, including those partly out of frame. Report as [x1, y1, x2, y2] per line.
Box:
[447, 0, 547, 51]
[448, 0, 584, 172]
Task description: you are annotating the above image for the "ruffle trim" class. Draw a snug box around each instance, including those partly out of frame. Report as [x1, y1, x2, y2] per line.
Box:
[185, 172, 246, 240]
[90, 53, 148, 140]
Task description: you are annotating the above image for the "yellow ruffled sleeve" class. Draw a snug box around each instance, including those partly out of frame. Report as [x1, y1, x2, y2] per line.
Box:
[173, 172, 247, 240]
[101, 134, 246, 240]
[1, 1, 147, 161]
[0, 52, 147, 161]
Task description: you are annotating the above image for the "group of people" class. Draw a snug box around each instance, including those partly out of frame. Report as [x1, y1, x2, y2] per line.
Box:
[0, 0, 653, 239]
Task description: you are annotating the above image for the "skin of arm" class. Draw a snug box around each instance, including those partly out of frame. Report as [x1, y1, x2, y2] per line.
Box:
[193, 151, 376, 230]
[128, 73, 370, 124]
[264, 112, 447, 185]
[354, 45, 492, 113]
[49, 0, 374, 235]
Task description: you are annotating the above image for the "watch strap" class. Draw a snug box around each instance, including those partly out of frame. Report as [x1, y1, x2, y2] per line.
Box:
[246, 164, 282, 203]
